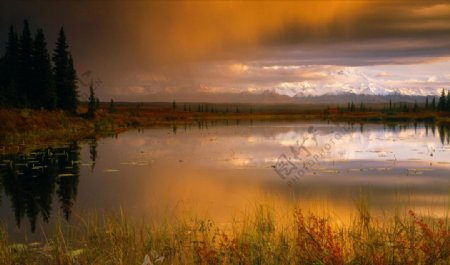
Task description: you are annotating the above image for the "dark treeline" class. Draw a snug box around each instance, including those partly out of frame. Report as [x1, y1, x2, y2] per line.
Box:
[344, 93, 447, 113]
[0, 20, 78, 113]
[172, 101, 245, 114]
[436, 89, 450, 112]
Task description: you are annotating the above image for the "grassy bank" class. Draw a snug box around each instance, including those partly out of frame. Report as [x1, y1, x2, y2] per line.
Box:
[2, 105, 450, 154]
[0, 203, 449, 265]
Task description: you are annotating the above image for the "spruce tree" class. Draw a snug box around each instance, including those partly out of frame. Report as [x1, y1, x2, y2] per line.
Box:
[108, 99, 116, 113]
[0, 56, 5, 105]
[87, 81, 96, 119]
[438, 89, 446, 111]
[18, 20, 33, 107]
[33, 29, 55, 110]
[66, 54, 78, 113]
[53, 27, 78, 113]
[53, 27, 69, 110]
[1, 26, 20, 107]
[447, 90, 450, 112]
[425, 97, 429, 110]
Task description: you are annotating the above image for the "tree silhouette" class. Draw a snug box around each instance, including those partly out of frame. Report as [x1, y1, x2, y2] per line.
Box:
[87, 80, 97, 119]
[33, 29, 55, 110]
[53, 27, 78, 113]
[0, 54, 5, 106]
[405, 104, 410, 112]
[66, 54, 78, 113]
[108, 98, 116, 113]
[1, 22, 78, 111]
[438, 89, 446, 111]
[1, 26, 20, 107]
[447, 91, 450, 112]
[18, 20, 33, 107]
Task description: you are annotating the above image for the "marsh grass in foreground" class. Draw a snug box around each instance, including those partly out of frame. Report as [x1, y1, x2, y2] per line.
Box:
[0, 203, 449, 265]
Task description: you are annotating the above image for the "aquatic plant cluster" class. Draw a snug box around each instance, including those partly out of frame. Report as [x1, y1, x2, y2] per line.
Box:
[0, 204, 448, 265]
[0, 143, 86, 231]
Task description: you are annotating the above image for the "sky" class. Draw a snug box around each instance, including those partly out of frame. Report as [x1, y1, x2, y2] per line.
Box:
[1, 0, 450, 102]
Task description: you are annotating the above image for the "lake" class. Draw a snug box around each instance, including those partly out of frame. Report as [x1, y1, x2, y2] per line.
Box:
[1, 121, 450, 241]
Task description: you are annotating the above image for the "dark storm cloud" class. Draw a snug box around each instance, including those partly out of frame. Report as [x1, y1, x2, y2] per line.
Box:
[1, 1, 449, 100]
[263, 2, 450, 45]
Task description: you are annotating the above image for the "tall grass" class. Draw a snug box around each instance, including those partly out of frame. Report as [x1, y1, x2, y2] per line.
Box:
[0, 203, 449, 265]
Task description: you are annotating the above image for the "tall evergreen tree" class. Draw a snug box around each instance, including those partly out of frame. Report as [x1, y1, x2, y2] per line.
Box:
[32, 29, 55, 110]
[53, 27, 68, 110]
[0, 56, 5, 106]
[18, 20, 34, 107]
[87, 81, 96, 119]
[425, 97, 429, 110]
[413, 100, 418, 112]
[2, 26, 20, 107]
[431, 97, 436, 110]
[53, 27, 78, 113]
[108, 98, 116, 113]
[66, 54, 78, 113]
[438, 89, 446, 111]
[447, 91, 450, 112]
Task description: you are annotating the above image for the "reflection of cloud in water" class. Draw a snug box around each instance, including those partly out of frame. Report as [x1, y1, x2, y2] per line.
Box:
[30, 122, 449, 233]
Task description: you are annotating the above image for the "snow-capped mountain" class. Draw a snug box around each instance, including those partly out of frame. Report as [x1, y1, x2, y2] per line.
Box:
[270, 67, 439, 98]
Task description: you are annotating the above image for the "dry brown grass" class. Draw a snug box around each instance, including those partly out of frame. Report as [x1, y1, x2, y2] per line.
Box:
[0, 203, 448, 265]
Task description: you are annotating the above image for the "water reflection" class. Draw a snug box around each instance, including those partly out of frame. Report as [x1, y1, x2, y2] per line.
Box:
[0, 122, 450, 236]
[0, 142, 82, 231]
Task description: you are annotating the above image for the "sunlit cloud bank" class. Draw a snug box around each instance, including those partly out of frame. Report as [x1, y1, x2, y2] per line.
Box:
[114, 60, 450, 100]
[1, 0, 450, 100]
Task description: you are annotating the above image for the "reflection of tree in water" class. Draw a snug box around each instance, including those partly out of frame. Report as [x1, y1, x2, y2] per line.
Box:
[381, 123, 450, 146]
[0, 142, 80, 232]
[437, 125, 450, 145]
[88, 138, 97, 172]
[55, 142, 80, 220]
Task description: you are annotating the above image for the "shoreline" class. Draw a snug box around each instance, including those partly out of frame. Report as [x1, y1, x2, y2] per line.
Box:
[1, 107, 449, 154]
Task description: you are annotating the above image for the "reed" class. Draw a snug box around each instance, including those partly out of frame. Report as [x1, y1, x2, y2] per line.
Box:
[0, 200, 449, 265]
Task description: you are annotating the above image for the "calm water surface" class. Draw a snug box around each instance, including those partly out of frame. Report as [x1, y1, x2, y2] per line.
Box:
[1, 121, 450, 240]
